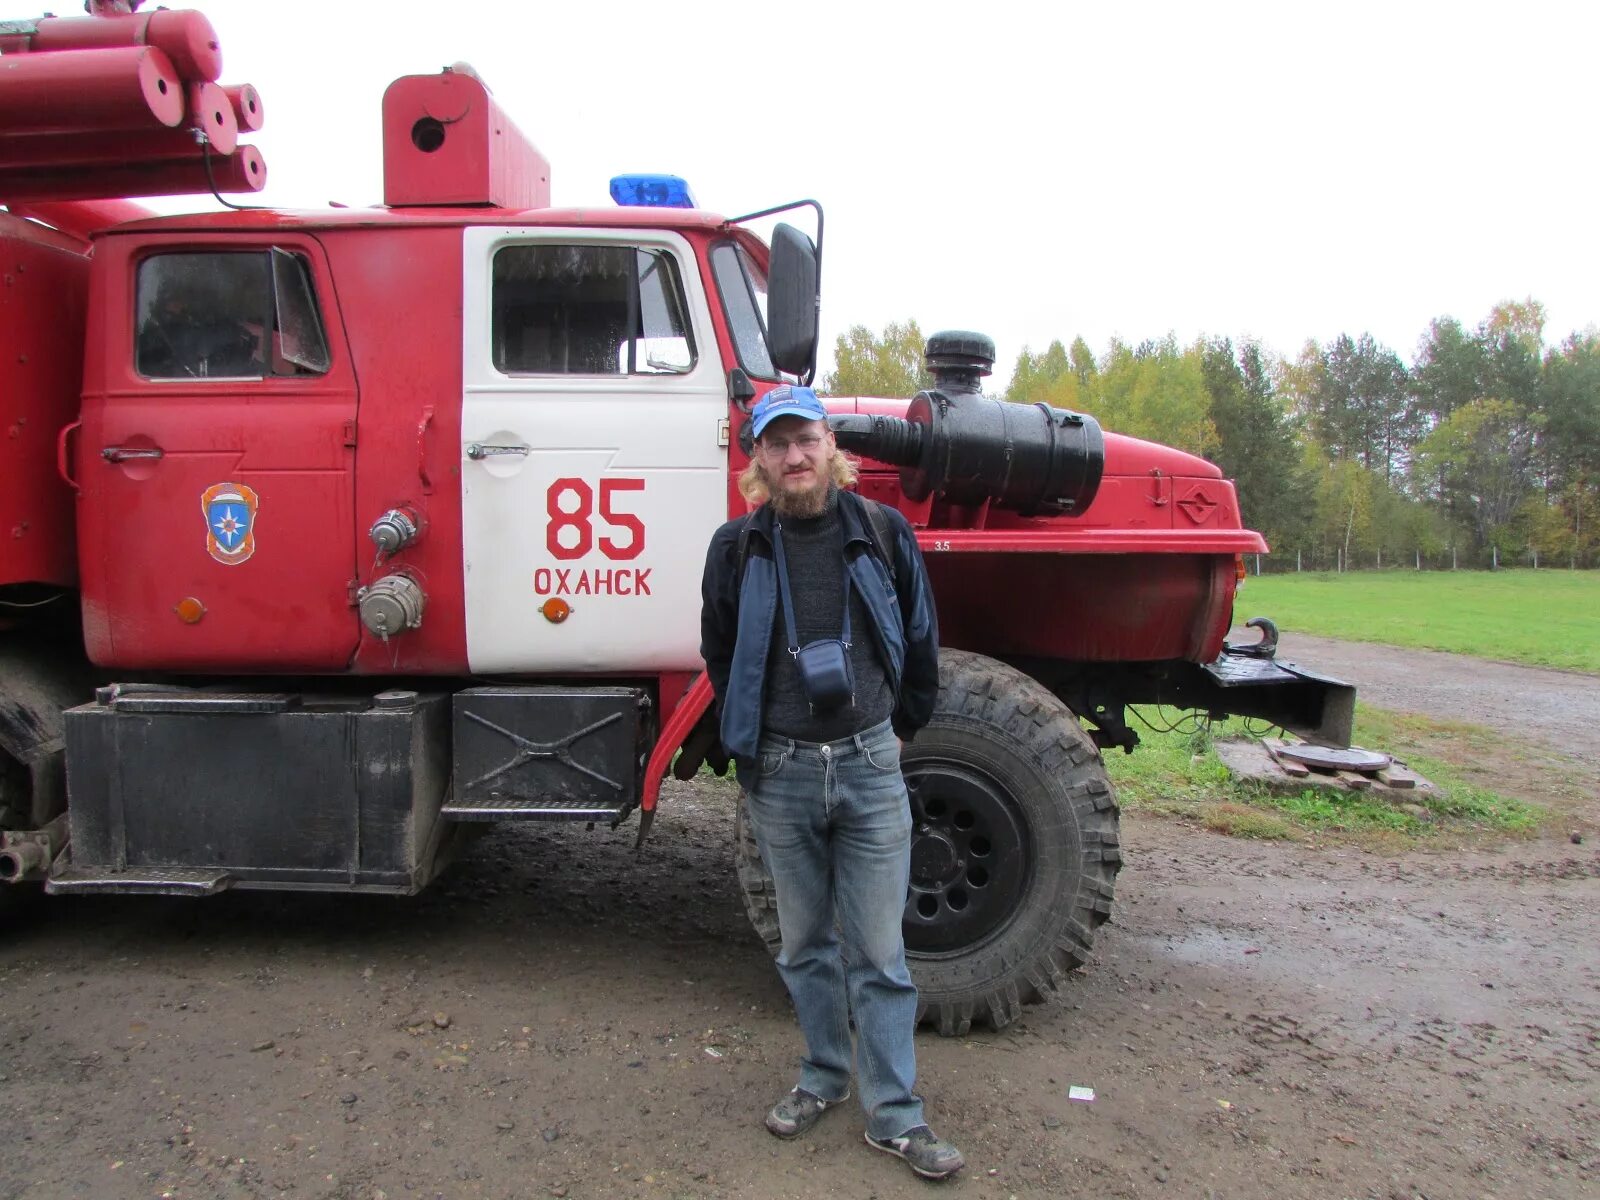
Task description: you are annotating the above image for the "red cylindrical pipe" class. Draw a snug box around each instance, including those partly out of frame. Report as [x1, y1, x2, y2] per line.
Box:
[5, 199, 156, 237]
[201, 144, 267, 193]
[17, 10, 223, 82]
[0, 122, 238, 170]
[0, 144, 268, 201]
[185, 80, 239, 154]
[223, 83, 264, 132]
[0, 46, 186, 133]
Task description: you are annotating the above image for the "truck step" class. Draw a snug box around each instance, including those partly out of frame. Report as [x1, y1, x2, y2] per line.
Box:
[439, 796, 629, 824]
[46, 862, 233, 897]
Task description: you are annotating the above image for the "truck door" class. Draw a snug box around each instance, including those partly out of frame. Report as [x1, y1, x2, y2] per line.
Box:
[460, 227, 727, 673]
[77, 240, 360, 670]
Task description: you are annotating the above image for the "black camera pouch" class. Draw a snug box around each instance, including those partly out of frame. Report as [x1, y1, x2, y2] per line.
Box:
[772, 523, 856, 714]
[793, 637, 855, 711]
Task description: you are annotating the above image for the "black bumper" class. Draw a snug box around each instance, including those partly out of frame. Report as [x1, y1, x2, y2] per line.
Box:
[1181, 651, 1355, 747]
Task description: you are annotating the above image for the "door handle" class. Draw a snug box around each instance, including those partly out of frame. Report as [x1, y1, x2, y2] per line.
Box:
[466, 442, 530, 460]
[101, 446, 165, 463]
[1148, 467, 1168, 507]
[57, 420, 81, 490]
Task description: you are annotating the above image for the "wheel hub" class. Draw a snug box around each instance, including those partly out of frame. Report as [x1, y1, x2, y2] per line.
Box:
[910, 830, 960, 886]
[901, 759, 1031, 955]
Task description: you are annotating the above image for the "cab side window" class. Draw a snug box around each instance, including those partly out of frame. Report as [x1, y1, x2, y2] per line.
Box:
[492, 245, 696, 375]
[135, 250, 330, 380]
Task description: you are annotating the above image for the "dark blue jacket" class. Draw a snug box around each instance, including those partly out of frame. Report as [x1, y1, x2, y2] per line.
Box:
[699, 490, 940, 778]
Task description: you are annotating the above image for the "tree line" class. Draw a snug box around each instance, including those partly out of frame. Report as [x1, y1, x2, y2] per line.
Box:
[821, 303, 1600, 570]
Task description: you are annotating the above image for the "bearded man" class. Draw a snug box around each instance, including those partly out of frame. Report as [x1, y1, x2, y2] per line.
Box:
[698, 385, 963, 1181]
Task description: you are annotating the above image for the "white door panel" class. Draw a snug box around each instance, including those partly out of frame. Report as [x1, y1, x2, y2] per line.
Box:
[461, 227, 727, 673]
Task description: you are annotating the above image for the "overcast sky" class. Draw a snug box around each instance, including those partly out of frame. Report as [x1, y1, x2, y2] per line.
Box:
[149, 0, 1598, 388]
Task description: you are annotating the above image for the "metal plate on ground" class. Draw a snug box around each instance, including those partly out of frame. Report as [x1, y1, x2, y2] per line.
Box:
[1277, 744, 1391, 771]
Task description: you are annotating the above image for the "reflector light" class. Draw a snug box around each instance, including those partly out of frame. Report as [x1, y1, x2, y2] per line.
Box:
[609, 174, 697, 208]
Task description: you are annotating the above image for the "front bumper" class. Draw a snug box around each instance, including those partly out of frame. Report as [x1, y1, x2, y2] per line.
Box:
[1186, 650, 1356, 747]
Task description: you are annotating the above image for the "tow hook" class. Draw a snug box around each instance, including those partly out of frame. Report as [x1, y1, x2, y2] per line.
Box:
[1224, 616, 1279, 659]
[0, 814, 68, 884]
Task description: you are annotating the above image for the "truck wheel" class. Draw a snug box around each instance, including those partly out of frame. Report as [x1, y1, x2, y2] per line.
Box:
[0, 748, 27, 830]
[734, 649, 1121, 1035]
[0, 750, 37, 922]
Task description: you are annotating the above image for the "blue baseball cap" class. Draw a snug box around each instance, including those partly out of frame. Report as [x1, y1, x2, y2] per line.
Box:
[750, 385, 828, 440]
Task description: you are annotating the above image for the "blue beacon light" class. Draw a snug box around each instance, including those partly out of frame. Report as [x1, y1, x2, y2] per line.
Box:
[609, 174, 698, 208]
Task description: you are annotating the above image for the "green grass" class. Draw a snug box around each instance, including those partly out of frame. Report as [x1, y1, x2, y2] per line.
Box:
[1103, 703, 1544, 842]
[1234, 568, 1600, 673]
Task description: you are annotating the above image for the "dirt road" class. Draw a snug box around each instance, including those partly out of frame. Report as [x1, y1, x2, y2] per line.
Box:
[4, 795, 1595, 1200]
[3, 639, 1597, 1200]
[1258, 630, 1600, 768]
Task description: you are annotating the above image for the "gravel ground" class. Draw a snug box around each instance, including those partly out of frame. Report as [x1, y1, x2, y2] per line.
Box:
[2, 639, 1596, 1200]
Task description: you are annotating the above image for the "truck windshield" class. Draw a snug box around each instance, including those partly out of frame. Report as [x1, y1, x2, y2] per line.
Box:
[710, 242, 778, 380]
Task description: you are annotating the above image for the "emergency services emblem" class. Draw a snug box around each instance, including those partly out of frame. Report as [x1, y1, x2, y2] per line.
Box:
[201, 482, 260, 565]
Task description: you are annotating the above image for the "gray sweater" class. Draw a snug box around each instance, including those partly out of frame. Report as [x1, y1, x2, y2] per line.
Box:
[763, 492, 895, 742]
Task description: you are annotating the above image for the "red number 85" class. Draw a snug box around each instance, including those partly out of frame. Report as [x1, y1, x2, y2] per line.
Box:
[546, 477, 645, 561]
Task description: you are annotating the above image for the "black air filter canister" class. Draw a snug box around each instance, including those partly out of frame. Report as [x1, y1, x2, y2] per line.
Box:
[828, 330, 1104, 515]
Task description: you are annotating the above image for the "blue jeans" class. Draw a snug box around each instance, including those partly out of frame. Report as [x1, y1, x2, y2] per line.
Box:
[744, 718, 924, 1140]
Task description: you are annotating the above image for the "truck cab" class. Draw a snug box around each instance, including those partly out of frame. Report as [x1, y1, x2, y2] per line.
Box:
[75, 207, 752, 679]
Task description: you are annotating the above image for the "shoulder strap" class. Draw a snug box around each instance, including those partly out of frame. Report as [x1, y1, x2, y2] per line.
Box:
[770, 522, 851, 651]
[861, 498, 898, 589]
[735, 511, 757, 584]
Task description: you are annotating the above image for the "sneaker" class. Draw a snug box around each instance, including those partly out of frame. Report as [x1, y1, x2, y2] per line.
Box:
[764, 1087, 847, 1139]
[865, 1125, 966, 1180]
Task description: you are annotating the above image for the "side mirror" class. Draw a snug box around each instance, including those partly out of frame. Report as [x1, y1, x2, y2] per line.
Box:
[767, 223, 818, 380]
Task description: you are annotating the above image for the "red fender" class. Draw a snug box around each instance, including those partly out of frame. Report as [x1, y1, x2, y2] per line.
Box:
[634, 673, 715, 847]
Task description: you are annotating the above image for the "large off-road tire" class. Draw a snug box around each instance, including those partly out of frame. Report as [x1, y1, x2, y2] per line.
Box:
[0, 637, 92, 923]
[735, 649, 1122, 1036]
[0, 749, 39, 922]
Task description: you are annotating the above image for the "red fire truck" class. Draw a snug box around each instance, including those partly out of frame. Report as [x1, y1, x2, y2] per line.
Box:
[0, 3, 1350, 1034]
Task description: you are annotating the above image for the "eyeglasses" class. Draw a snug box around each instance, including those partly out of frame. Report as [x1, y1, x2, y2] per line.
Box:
[758, 433, 825, 457]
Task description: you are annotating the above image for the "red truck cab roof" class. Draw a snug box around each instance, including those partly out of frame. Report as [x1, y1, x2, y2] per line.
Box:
[99, 204, 736, 236]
